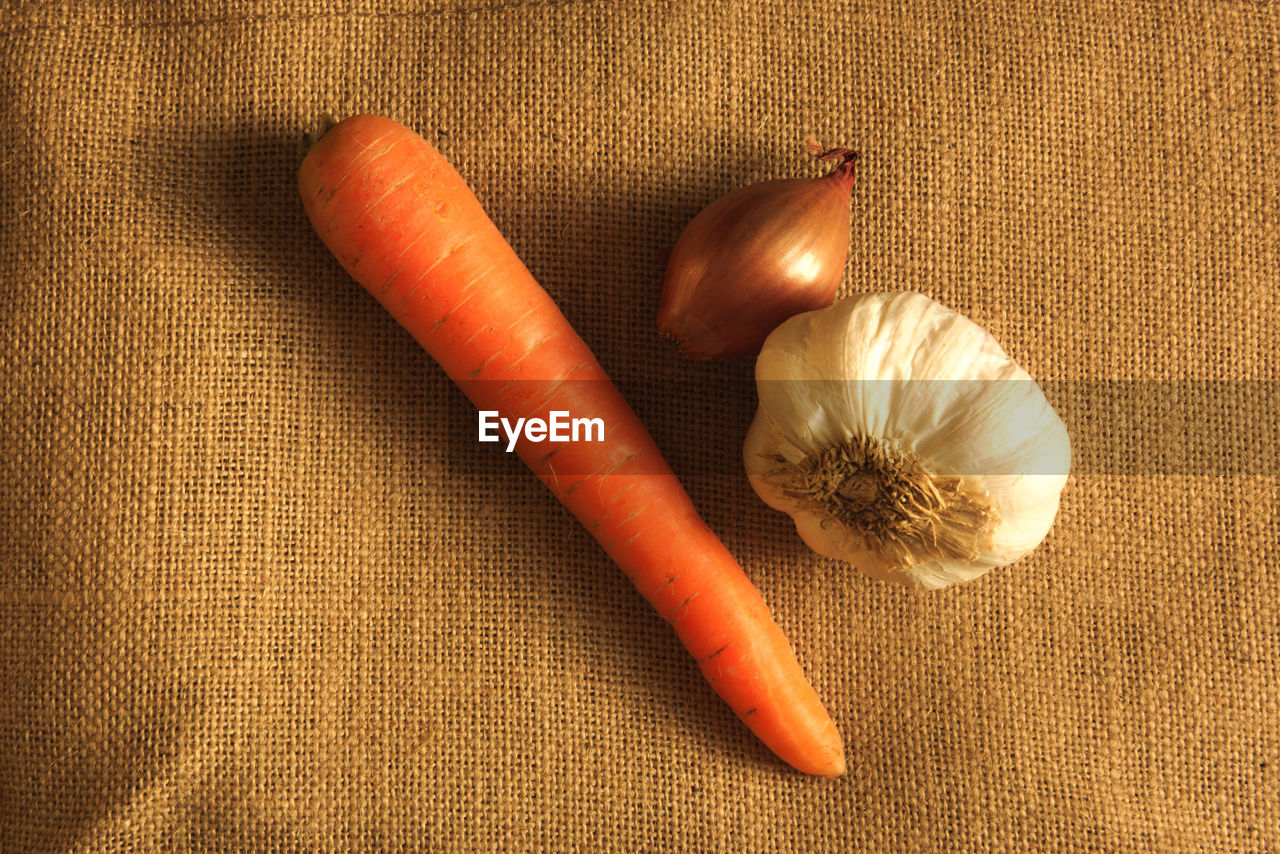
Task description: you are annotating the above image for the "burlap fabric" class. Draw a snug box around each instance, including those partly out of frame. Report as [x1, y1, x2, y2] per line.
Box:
[2, 2, 1277, 851]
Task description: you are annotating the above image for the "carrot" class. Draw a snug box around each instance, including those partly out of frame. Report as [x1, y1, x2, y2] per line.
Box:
[298, 114, 845, 778]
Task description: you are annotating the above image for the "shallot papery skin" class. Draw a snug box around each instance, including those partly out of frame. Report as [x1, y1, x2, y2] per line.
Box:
[657, 147, 857, 359]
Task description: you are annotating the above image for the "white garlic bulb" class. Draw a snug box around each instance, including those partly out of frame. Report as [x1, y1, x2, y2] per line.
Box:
[744, 292, 1071, 590]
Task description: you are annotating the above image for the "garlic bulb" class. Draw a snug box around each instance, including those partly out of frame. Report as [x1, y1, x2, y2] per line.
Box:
[744, 292, 1071, 590]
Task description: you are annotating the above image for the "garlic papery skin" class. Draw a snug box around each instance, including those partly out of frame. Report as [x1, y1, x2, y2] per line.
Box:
[743, 292, 1071, 591]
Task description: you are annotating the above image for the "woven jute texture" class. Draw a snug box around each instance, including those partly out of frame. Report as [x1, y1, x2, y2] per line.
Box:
[2, 1, 1277, 851]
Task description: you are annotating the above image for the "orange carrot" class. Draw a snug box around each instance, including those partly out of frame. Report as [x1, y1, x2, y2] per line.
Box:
[298, 114, 845, 777]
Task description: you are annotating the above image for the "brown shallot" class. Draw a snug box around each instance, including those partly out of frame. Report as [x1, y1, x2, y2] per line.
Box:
[657, 142, 859, 359]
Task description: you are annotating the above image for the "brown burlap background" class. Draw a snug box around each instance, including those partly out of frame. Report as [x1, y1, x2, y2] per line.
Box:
[2, 1, 1277, 851]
